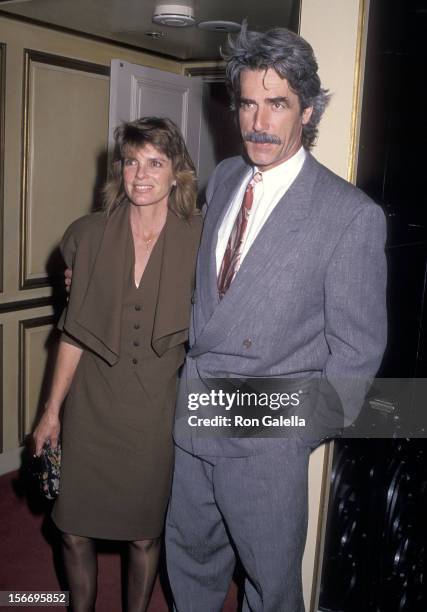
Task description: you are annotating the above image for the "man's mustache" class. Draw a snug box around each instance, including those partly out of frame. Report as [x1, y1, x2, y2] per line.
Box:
[243, 132, 282, 145]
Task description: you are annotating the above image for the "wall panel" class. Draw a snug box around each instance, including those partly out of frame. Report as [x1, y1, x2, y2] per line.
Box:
[0, 305, 54, 461]
[0, 324, 3, 452]
[0, 42, 5, 292]
[20, 50, 109, 289]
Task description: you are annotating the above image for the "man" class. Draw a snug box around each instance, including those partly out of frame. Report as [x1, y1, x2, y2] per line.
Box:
[165, 25, 387, 612]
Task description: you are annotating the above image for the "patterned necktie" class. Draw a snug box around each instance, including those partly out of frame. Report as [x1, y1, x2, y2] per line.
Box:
[218, 171, 262, 299]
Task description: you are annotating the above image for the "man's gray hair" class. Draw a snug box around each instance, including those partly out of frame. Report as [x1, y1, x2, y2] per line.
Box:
[222, 23, 330, 149]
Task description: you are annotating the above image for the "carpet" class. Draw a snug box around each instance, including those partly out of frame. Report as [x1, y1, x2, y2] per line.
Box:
[0, 469, 239, 611]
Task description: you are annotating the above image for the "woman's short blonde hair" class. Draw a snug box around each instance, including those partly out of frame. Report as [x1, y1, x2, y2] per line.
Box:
[103, 116, 198, 219]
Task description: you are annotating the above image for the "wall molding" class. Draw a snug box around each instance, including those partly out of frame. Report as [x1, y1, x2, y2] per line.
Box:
[0, 296, 61, 314]
[18, 315, 55, 443]
[0, 42, 5, 293]
[184, 66, 226, 82]
[348, 0, 368, 183]
[19, 49, 109, 290]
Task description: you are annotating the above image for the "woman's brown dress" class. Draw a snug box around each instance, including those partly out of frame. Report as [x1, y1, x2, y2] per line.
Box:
[51, 204, 201, 540]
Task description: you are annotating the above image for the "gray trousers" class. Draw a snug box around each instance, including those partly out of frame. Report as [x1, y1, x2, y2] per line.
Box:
[165, 441, 310, 612]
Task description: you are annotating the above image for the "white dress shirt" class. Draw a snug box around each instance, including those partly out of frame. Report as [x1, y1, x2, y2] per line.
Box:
[216, 147, 307, 274]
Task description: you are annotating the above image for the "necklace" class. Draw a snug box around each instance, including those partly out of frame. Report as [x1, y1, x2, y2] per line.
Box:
[143, 236, 155, 255]
[130, 208, 166, 258]
[135, 229, 163, 258]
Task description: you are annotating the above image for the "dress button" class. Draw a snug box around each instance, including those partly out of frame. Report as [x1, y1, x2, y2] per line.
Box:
[135, 305, 141, 311]
[133, 340, 140, 347]
[132, 358, 138, 364]
[134, 324, 140, 330]
[243, 338, 252, 349]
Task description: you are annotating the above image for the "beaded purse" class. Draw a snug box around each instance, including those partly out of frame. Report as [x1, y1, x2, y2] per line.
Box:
[38, 442, 61, 500]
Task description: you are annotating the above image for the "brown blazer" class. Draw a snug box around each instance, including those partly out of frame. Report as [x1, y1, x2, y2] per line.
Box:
[58, 202, 202, 364]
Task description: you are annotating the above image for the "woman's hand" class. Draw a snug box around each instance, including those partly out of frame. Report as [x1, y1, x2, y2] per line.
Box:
[33, 405, 61, 456]
[64, 268, 73, 293]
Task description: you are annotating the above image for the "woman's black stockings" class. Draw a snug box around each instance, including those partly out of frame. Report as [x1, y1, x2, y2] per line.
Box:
[61, 533, 160, 612]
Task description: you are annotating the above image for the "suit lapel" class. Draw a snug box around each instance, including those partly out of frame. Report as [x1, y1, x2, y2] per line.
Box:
[190, 153, 321, 358]
[197, 162, 251, 323]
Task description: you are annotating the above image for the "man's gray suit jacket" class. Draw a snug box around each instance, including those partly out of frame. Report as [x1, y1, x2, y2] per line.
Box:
[174, 152, 387, 457]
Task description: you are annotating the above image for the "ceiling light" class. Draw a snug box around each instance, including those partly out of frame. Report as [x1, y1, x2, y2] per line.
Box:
[144, 30, 167, 39]
[152, 1, 195, 28]
[198, 20, 241, 33]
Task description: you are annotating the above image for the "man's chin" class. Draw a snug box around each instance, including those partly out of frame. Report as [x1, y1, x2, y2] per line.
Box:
[247, 155, 280, 171]
[245, 144, 280, 167]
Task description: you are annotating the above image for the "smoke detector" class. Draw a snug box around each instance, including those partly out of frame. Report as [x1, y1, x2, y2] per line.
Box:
[152, 1, 195, 27]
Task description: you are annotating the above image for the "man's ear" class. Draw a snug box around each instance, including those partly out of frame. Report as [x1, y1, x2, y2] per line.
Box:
[302, 106, 313, 125]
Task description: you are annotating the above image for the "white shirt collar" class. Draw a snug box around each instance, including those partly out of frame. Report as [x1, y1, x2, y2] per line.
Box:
[215, 146, 306, 274]
[253, 146, 306, 185]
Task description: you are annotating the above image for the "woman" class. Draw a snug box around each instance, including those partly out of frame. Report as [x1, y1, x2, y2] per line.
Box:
[33, 117, 202, 612]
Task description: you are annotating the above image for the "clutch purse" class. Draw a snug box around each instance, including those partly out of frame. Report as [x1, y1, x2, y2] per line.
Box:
[38, 442, 61, 500]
